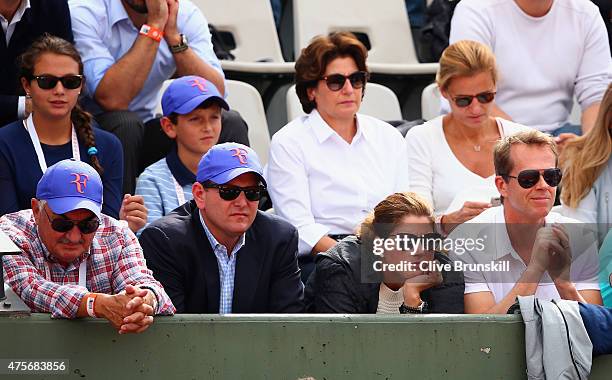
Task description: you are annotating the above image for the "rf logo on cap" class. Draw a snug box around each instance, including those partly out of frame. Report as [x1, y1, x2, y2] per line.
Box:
[190, 78, 206, 92]
[70, 173, 89, 194]
[231, 148, 248, 165]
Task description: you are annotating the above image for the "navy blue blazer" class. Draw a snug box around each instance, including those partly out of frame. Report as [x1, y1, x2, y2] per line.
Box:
[0, 0, 73, 126]
[139, 200, 305, 314]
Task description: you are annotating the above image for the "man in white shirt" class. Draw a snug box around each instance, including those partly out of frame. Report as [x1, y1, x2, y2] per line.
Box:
[449, 130, 602, 314]
[449, 0, 612, 136]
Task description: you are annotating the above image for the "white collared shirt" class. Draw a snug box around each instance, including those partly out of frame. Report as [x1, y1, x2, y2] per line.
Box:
[449, 206, 600, 303]
[267, 110, 410, 255]
[0, 0, 30, 44]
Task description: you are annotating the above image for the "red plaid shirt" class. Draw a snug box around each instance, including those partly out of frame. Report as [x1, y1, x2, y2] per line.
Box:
[1, 210, 175, 318]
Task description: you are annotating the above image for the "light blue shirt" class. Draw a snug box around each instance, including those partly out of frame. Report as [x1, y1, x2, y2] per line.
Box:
[199, 211, 245, 314]
[135, 146, 195, 234]
[69, 0, 224, 121]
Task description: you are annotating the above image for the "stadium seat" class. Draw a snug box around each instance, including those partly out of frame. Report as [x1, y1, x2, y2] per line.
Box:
[286, 82, 403, 122]
[421, 83, 441, 121]
[292, 0, 438, 75]
[154, 79, 271, 165]
[192, 0, 294, 74]
[226, 80, 271, 165]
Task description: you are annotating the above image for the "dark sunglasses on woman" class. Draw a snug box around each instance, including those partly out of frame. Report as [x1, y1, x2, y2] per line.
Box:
[452, 91, 496, 108]
[320, 71, 369, 91]
[30, 75, 83, 90]
[43, 208, 100, 234]
[503, 168, 562, 189]
[203, 183, 267, 202]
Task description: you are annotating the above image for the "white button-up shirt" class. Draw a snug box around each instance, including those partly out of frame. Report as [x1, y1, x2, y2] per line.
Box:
[0, 0, 30, 44]
[267, 110, 410, 255]
[449, 206, 600, 303]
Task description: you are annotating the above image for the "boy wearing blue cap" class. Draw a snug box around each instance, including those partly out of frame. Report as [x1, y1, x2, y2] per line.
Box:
[140, 143, 304, 314]
[135, 75, 229, 232]
[1, 159, 175, 331]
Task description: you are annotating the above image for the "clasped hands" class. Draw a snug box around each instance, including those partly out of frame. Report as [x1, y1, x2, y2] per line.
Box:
[96, 285, 157, 334]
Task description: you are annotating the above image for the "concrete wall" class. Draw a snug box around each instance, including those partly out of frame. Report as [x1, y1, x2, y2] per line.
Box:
[1, 314, 611, 379]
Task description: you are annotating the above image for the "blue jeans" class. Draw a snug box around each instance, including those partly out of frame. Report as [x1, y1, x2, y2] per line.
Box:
[550, 122, 583, 137]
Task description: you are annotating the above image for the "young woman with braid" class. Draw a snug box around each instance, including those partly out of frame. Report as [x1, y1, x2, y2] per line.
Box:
[0, 35, 146, 232]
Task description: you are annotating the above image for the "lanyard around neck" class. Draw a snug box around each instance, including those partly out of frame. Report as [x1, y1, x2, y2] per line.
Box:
[24, 114, 80, 173]
[44, 259, 88, 289]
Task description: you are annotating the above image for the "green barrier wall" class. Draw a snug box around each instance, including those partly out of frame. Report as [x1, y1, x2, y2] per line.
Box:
[1, 314, 611, 379]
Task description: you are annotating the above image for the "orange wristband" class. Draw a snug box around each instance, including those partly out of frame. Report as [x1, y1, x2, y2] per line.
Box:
[139, 24, 163, 42]
[86, 293, 98, 318]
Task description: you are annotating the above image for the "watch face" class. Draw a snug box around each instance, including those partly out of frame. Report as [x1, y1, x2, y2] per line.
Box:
[181, 34, 188, 45]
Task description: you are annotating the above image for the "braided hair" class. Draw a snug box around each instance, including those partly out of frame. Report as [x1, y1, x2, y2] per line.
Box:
[19, 34, 104, 175]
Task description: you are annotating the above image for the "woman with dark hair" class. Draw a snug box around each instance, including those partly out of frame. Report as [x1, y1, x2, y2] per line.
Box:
[0, 34, 145, 232]
[267, 32, 409, 279]
[305, 192, 464, 314]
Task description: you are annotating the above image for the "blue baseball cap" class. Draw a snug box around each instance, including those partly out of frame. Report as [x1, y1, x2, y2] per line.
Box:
[161, 75, 229, 116]
[196, 143, 266, 186]
[36, 159, 103, 218]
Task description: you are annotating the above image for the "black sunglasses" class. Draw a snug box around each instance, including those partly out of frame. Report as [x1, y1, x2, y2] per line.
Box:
[320, 71, 369, 91]
[43, 208, 100, 234]
[388, 232, 443, 251]
[203, 183, 267, 202]
[451, 91, 496, 108]
[503, 168, 562, 189]
[31, 75, 83, 90]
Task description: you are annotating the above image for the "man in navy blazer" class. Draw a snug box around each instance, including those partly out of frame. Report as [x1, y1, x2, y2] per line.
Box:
[0, 0, 73, 127]
[139, 143, 304, 313]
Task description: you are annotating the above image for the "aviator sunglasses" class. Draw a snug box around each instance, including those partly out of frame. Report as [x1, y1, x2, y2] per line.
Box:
[43, 208, 100, 234]
[203, 183, 267, 201]
[30, 75, 83, 90]
[320, 71, 369, 91]
[451, 91, 496, 108]
[503, 168, 562, 189]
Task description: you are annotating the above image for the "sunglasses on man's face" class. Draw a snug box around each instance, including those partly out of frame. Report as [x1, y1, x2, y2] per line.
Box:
[43, 208, 100, 234]
[451, 91, 496, 108]
[203, 183, 267, 202]
[320, 71, 369, 91]
[31, 75, 83, 90]
[504, 168, 562, 189]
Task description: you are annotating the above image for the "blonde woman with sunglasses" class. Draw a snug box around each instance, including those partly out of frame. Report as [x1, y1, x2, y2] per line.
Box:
[267, 32, 409, 281]
[405, 40, 532, 235]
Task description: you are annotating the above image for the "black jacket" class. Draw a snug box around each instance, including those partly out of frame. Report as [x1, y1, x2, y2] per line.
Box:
[305, 236, 464, 313]
[0, 0, 73, 126]
[139, 201, 304, 313]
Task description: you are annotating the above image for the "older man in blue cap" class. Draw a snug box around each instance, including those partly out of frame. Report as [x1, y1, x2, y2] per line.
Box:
[1, 159, 175, 333]
[140, 143, 304, 314]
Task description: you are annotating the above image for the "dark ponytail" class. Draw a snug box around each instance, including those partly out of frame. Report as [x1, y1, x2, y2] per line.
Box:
[19, 33, 104, 175]
[72, 103, 103, 175]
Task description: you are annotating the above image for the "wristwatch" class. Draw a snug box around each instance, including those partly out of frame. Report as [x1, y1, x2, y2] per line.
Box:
[399, 300, 428, 314]
[169, 34, 189, 54]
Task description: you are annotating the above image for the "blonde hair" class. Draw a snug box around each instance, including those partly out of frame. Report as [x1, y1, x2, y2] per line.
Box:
[561, 84, 612, 207]
[436, 40, 498, 91]
[494, 130, 559, 177]
[358, 192, 434, 245]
